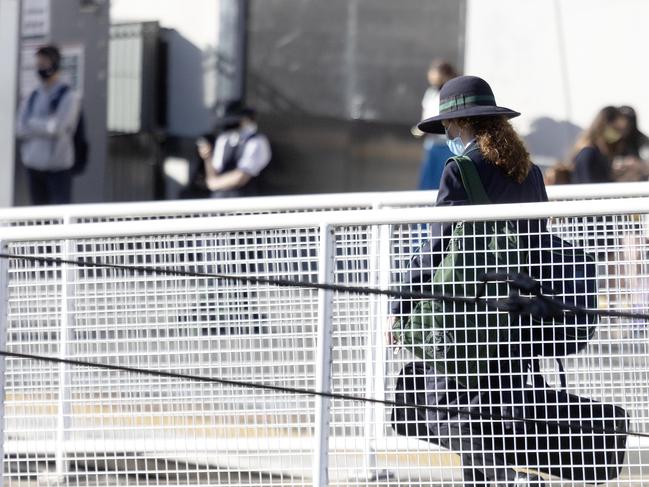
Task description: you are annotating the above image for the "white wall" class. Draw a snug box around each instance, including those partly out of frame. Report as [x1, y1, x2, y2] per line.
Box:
[465, 0, 649, 165]
[111, 0, 219, 50]
[110, 0, 221, 136]
[0, 0, 20, 207]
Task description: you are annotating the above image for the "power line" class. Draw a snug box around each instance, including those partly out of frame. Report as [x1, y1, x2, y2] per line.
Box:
[0, 349, 643, 439]
[0, 252, 476, 305]
[1, 252, 649, 321]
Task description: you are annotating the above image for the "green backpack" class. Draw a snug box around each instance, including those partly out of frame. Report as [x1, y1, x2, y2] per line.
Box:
[392, 156, 525, 389]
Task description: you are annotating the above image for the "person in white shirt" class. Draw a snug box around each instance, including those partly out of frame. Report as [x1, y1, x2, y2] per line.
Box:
[202, 106, 272, 198]
[413, 59, 458, 190]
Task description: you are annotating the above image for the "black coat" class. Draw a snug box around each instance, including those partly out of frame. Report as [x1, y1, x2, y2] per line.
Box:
[391, 142, 549, 315]
[389, 144, 551, 483]
[571, 146, 613, 184]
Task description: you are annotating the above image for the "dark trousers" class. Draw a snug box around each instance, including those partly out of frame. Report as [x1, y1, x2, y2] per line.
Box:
[392, 362, 520, 486]
[26, 168, 73, 205]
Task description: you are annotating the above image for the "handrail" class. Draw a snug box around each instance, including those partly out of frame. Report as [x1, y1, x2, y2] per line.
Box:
[0, 182, 648, 222]
[1, 196, 648, 242]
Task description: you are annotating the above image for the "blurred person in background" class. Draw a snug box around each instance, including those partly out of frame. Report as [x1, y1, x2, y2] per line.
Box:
[16, 45, 81, 205]
[569, 106, 625, 184]
[542, 161, 572, 185]
[412, 59, 459, 190]
[612, 105, 649, 182]
[611, 106, 649, 324]
[181, 101, 245, 199]
[569, 107, 631, 299]
[178, 132, 216, 199]
[201, 103, 271, 198]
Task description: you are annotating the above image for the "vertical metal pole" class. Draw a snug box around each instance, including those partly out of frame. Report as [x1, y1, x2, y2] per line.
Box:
[0, 242, 9, 487]
[313, 223, 335, 487]
[362, 224, 392, 481]
[216, 0, 249, 104]
[237, 0, 249, 103]
[55, 225, 74, 480]
[374, 224, 392, 441]
[361, 209, 382, 479]
[0, 0, 19, 207]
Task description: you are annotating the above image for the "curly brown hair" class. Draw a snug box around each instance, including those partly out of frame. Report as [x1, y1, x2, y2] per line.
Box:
[455, 116, 532, 183]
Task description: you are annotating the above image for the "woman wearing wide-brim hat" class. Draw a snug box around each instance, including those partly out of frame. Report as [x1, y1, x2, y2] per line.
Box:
[390, 76, 549, 486]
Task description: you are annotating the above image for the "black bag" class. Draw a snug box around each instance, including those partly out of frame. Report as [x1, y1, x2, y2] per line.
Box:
[428, 156, 599, 362]
[530, 234, 599, 357]
[452, 155, 600, 359]
[391, 362, 630, 484]
[513, 362, 629, 483]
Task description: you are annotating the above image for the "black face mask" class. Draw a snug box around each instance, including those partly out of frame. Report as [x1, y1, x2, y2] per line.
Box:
[37, 67, 56, 80]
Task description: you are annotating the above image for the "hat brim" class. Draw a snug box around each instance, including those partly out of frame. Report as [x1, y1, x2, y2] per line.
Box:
[417, 106, 521, 134]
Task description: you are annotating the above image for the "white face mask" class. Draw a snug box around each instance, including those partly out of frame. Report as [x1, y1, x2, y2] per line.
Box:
[445, 126, 465, 156]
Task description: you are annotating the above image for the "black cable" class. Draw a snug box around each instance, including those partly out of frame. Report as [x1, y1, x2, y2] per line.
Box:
[0, 253, 478, 306]
[0, 349, 644, 439]
[2, 252, 649, 321]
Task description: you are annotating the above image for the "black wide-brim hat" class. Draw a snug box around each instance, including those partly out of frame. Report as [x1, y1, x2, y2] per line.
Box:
[417, 75, 520, 134]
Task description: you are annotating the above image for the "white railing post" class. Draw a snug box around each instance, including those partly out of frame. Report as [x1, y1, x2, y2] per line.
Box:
[374, 224, 391, 441]
[55, 224, 75, 480]
[0, 242, 9, 487]
[313, 223, 335, 487]
[361, 220, 380, 479]
[360, 219, 392, 482]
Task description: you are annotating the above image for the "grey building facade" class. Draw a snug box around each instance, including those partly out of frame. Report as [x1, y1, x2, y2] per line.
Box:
[246, 0, 466, 193]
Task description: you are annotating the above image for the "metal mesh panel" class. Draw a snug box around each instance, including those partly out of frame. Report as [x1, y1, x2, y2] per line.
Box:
[385, 213, 649, 486]
[4, 230, 321, 486]
[1, 208, 648, 486]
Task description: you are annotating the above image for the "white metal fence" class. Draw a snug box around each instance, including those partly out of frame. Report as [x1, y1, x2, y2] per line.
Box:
[0, 197, 648, 486]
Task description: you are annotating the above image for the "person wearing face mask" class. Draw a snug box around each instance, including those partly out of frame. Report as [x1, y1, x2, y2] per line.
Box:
[413, 59, 459, 190]
[201, 102, 272, 198]
[16, 45, 81, 205]
[569, 106, 625, 184]
[390, 76, 549, 486]
[611, 105, 649, 182]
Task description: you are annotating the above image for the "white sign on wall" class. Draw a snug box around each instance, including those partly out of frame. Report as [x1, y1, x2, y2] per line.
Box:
[21, 0, 50, 39]
[59, 44, 85, 94]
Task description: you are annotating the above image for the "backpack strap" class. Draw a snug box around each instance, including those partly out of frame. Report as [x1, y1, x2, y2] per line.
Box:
[555, 358, 567, 391]
[24, 84, 70, 119]
[25, 90, 39, 119]
[49, 84, 70, 113]
[235, 130, 259, 158]
[452, 155, 491, 204]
